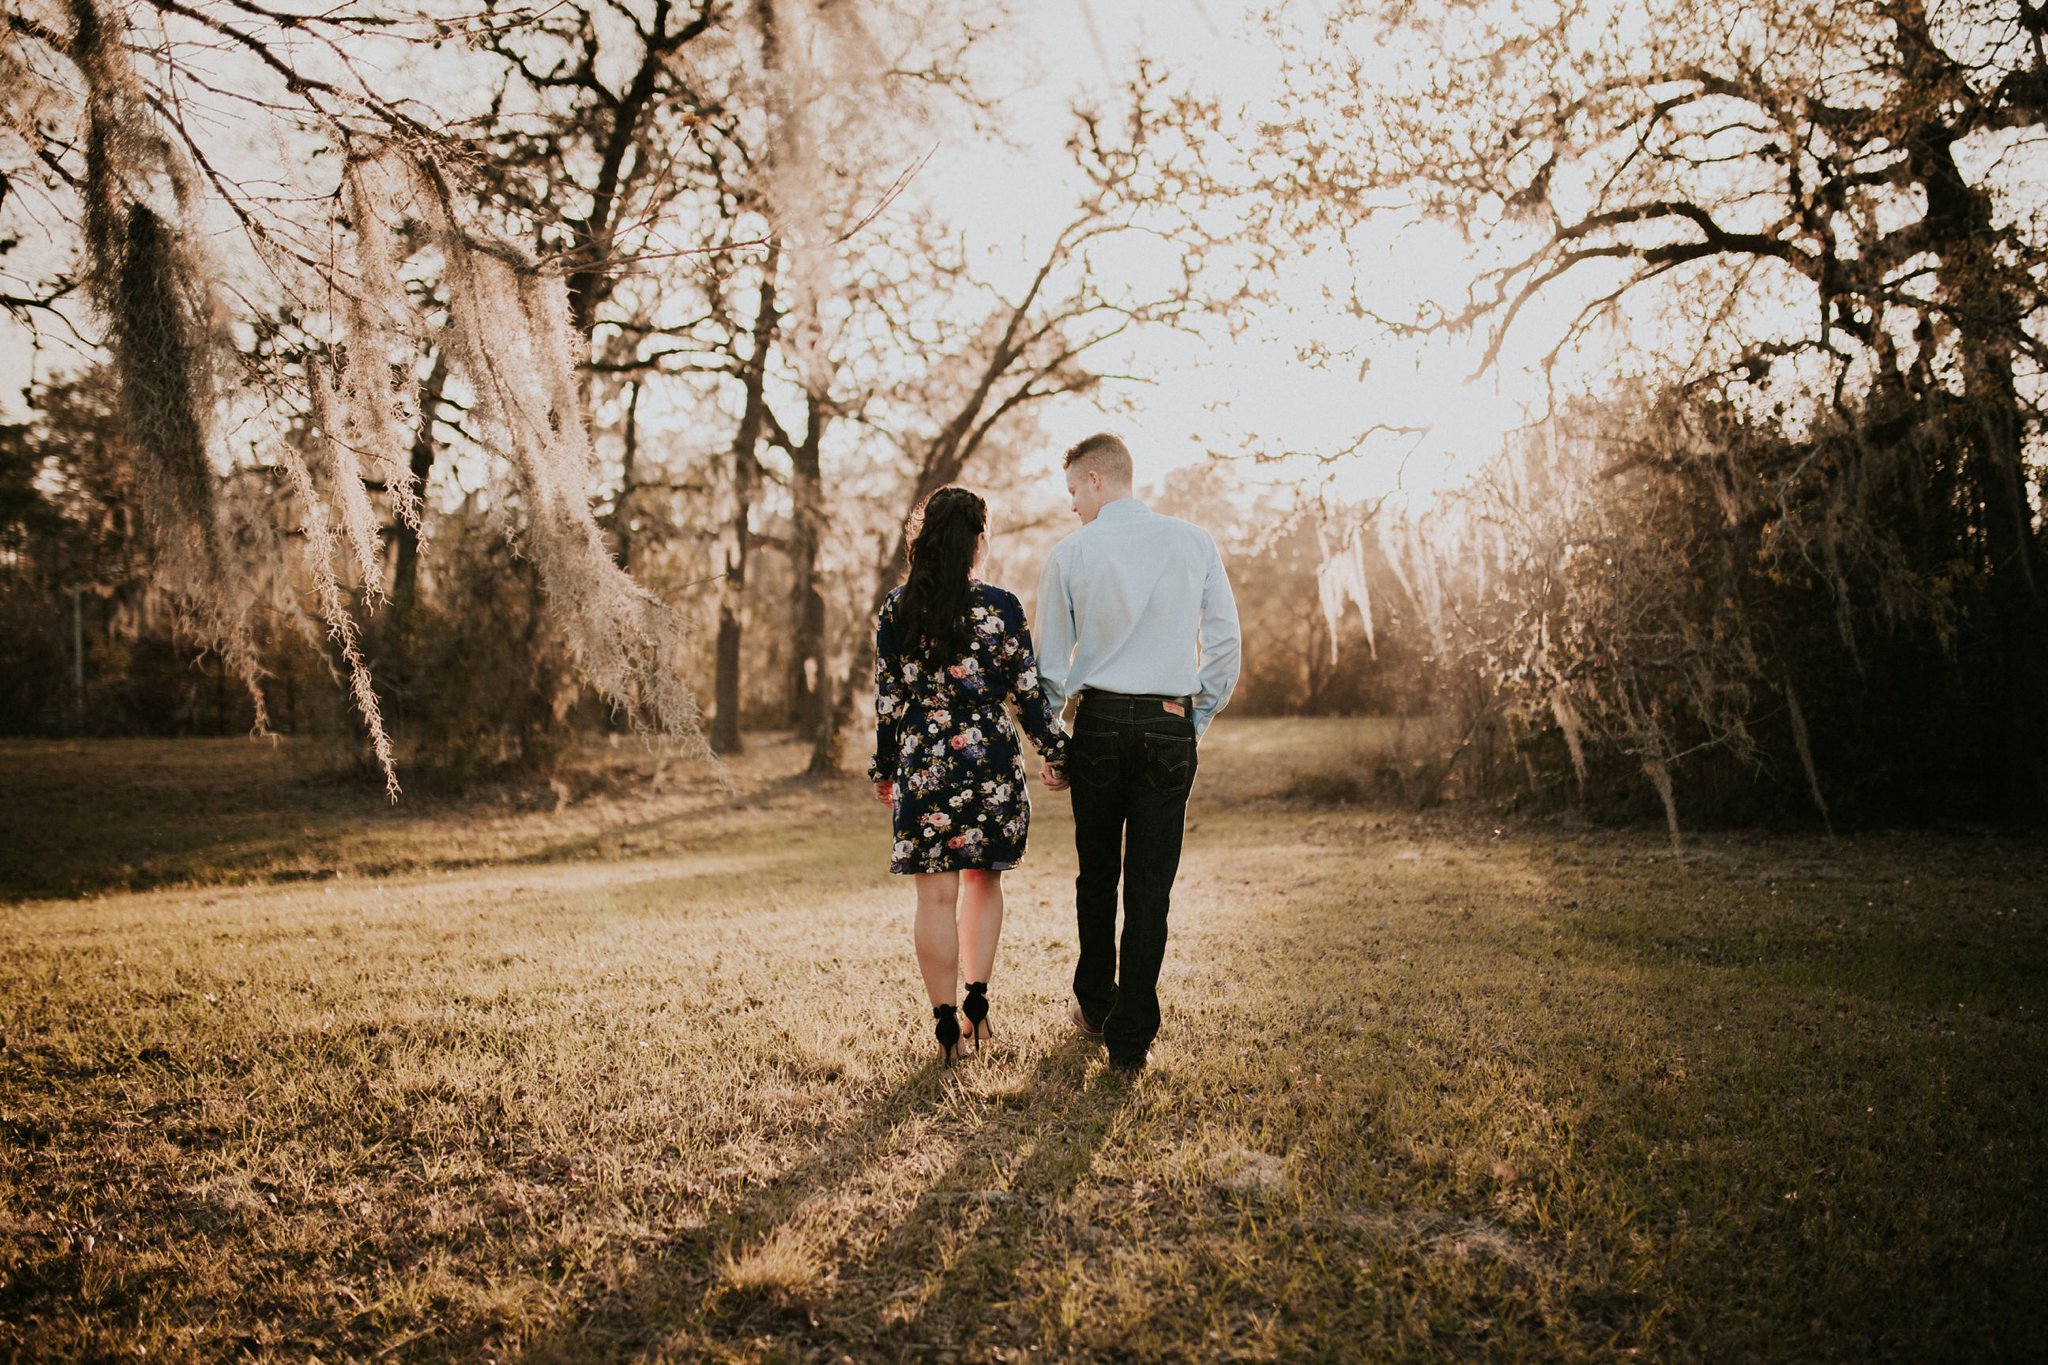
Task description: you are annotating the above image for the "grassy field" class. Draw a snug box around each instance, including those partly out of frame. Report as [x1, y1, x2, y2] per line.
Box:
[2, 720, 2044, 1361]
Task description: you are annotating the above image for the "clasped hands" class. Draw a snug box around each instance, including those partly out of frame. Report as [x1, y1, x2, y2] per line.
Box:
[872, 760, 1068, 804]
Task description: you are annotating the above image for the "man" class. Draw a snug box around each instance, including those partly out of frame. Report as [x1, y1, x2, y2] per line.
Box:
[1034, 432, 1241, 1071]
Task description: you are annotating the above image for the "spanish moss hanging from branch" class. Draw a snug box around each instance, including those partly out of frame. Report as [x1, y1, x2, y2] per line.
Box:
[70, 0, 270, 734]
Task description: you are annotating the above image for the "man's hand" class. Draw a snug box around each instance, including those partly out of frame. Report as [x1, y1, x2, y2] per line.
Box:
[1040, 760, 1070, 791]
[872, 780, 893, 805]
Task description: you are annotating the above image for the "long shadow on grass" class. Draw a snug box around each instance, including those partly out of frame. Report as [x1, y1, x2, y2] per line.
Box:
[502, 1034, 1122, 1363]
[505, 772, 864, 868]
[757, 1039, 1134, 1359]
[498, 1056, 949, 1363]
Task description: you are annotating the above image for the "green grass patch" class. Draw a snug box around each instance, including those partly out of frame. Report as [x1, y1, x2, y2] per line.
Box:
[1, 719, 2043, 1360]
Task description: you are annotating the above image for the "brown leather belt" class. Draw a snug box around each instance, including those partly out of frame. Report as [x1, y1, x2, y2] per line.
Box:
[1076, 689, 1193, 708]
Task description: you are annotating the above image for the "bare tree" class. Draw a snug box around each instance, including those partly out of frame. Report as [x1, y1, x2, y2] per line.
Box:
[470, 0, 994, 755]
[806, 83, 1239, 774]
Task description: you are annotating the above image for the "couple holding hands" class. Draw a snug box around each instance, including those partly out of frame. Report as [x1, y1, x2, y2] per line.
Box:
[868, 433, 1241, 1071]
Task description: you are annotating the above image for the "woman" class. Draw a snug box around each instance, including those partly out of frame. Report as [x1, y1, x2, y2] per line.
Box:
[869, 487, 1068, 1065]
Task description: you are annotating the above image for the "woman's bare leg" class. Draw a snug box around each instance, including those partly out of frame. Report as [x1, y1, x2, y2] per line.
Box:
[958, 869, 1006, 985]
[913, 871, 962, 1007]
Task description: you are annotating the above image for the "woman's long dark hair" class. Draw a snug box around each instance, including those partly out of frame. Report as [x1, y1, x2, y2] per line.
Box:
[896, 486, 986, 660]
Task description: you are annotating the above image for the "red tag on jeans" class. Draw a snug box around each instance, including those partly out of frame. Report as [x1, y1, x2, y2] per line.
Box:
[1162, 701, 1186, 717]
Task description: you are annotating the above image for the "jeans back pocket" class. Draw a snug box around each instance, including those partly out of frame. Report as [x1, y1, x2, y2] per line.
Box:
[1072, 735, 1122, 789]
[1140, 732, 1195, 793]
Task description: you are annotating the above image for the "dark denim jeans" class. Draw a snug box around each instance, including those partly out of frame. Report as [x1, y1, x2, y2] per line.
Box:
[1067, 693, 1199, 1062]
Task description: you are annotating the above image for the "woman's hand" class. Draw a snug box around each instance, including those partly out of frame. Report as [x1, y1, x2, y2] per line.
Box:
[1040, 760, 1070, 792]
[872, 780, 894, 804]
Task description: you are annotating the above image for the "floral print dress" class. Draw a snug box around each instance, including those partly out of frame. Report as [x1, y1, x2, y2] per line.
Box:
[869, 581, 1070, 875]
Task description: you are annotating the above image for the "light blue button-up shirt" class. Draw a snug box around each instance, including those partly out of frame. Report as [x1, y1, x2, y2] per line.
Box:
[1033, 497, 1242, 734]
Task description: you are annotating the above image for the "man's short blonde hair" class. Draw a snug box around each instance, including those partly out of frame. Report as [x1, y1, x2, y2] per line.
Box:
[1062, 432, 1134, 486]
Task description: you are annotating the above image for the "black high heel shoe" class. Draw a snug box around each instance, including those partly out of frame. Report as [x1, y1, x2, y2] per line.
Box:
[962, 981, 992, 1051]
[933, 1003, 962, 1066]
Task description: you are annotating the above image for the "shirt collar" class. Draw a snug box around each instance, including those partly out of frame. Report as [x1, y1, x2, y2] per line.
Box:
[1096, 496, 1146, 521]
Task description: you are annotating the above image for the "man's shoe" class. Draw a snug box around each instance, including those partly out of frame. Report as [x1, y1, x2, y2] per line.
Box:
[1106, 1048, 1151, 1073]
[1069, 1000, 1104, 1041]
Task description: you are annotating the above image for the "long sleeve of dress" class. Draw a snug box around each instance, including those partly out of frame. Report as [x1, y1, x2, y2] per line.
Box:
[1000, 593, 1069, 769]
[869, 597, 908, 784]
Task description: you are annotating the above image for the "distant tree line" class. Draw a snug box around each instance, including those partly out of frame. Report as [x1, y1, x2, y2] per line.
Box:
[4, 0, 2043, 829]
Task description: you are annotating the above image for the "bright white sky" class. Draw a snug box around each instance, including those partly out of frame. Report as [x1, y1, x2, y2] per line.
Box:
[920, 0, 1584, 508]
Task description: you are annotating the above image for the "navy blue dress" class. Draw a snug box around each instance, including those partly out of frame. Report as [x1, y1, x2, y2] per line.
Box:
[868, 581, 1070, 875]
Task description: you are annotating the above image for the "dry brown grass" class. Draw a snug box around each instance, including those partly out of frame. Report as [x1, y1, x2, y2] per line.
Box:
[2, 720, 2044, 1361]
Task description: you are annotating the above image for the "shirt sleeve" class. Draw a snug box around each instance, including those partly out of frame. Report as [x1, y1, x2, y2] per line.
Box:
[1001, 593, 1068, 768]
[1033, 548, 1078, 718]
[1192, 536, 1241, 736]
[868, 597, 908, 784]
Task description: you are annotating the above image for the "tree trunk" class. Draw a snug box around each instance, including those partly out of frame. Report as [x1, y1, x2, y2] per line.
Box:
[807, 660, 857, 776]
[710, 253, 780, 755]
[390, 349, 449, 619]
[1911, 109, 2048, 816]
[710, 577, 745, 754]
[787, 391, 830, 743]
[1953, 325, 2048, 816]
[613, 378, 642, 575]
